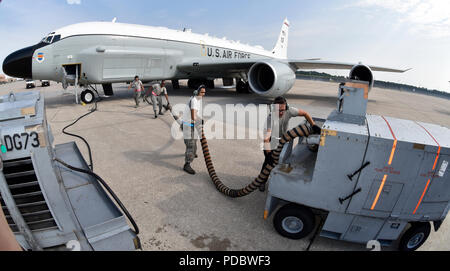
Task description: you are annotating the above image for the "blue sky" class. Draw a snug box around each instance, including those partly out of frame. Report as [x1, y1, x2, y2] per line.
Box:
[1, 0, 449, 92]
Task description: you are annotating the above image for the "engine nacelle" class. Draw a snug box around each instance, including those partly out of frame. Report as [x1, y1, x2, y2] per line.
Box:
[349, 64, 374, 89]
[248, 60, 295, 97]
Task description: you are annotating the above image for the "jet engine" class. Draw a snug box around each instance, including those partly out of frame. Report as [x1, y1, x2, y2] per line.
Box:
[248, 60, 296, 97]
[349, 64, 374, 89]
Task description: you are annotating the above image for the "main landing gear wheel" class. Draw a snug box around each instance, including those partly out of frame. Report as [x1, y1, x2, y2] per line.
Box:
[188, 79, 212, 90]
[80, 89, 95, 104]
[172, 80, 180, 89]
[187, 79, 198, 89]
[236, 80, 250, 94]
[398, 222, 431, 251]
[206, 80, 215, 89]
[273, 203, 316, 239]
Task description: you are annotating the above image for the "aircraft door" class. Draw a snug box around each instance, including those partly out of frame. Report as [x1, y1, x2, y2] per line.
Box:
[61, 64, 81, 89]
[141, 39, 167, 79]
[144, 58, 165, 79]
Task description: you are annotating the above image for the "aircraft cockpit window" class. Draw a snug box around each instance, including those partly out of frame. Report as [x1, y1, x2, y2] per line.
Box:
[53, 35, 61, 43]
[41, 35, 52, 44]
[41, 34, 61, 44]
[45, 36, 53, 44]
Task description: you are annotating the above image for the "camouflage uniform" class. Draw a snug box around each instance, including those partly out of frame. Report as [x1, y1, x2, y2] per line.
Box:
[184, 137, 198, 163]
[150, 83, 168, 113]
[131, 80, 144, 107]
[183, 97, 201, 164]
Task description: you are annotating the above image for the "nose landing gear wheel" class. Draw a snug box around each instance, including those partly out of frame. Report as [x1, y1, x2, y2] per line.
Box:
[274, 203, 315, 239]
[80, 89, 95, 104]
[398, 222, 431, 251]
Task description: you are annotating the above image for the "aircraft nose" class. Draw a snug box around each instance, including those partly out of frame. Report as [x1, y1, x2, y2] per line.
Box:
[2, 45, 34, 79]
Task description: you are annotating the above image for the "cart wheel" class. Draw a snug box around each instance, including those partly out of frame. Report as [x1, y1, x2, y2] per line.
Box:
[273, 204, 315, 240]
[81, 89, 95, 104]
[398, 222, 431, 251]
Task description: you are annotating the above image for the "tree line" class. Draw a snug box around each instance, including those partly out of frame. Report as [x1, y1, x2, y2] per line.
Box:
[296, 71, 450, 99]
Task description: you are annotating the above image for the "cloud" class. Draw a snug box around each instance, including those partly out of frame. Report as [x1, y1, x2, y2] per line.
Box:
[67, 0, 81, 4]
[355, 0, 420, 13]
[354, 0, 450, 38]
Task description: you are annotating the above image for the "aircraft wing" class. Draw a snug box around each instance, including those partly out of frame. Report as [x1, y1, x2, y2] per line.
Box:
[288, 60, 410, 73]
[177, 59, 256, 74]
[176, 59, 409, 75]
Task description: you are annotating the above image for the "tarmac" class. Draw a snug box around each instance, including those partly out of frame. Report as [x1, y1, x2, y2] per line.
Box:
[0, 79, 449, 251]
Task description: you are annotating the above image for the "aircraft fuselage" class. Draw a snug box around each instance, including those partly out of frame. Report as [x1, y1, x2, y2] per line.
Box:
[3, 20, 406, 99]
[4, 22, 275, 85]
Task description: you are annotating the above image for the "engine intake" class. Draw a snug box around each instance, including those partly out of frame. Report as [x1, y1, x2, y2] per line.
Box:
[248, 60, 295, 97]
[349, 65, 374, 89]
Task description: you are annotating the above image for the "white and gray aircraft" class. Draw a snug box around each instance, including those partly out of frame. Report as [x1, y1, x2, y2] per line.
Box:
[2, 18, 408, 103]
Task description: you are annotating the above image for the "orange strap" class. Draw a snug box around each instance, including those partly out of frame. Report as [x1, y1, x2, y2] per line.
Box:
[370, 116, 398, 210]
[413, 122, 441, 214]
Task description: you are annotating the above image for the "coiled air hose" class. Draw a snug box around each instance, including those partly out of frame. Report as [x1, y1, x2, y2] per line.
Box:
[200, 123, 312, 198]
[169, 107, 313, 198]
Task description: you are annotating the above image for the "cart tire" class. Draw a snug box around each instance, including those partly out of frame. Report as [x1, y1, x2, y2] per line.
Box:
[398, 222, 431, 251]
[81, 89, 95, 104]
[273, 204, 315, 240]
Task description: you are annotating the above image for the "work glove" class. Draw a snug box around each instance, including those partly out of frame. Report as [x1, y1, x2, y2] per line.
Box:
[312, 124, 322, 135]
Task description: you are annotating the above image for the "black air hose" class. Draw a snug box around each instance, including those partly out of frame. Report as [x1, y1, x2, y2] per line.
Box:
[58, 95, 140, 236]
[169, 108, 313, 198]
[62, 99, 97, 170]
[54, 158, 140, 235]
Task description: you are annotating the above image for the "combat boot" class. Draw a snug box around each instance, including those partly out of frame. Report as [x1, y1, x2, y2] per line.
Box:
[183, 163, 196, 175]
[154, 111, 158, 118]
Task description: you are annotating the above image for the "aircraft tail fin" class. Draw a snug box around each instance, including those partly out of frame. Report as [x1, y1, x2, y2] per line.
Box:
[271, 18, 289, 59]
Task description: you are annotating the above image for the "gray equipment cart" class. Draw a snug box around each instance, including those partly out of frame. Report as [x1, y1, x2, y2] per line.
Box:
[264, 81, 450, 251]
[0, 91, 140, 251]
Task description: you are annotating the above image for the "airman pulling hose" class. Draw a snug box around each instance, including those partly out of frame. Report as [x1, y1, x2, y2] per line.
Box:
[168, 107, 313, 198]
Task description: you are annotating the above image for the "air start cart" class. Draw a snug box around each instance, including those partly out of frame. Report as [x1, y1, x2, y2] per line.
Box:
[264, 81, 450, 251]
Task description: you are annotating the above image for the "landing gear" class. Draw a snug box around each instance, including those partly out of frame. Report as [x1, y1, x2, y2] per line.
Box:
[273, 203, 316, 240]
[188, 79, 215, 90]
[236, 80, 250, 94]
[80, 89, 95, 104]
[206, 80, 215, 89]
[187, 79, 199, 89]
[398, 222, 431, 251]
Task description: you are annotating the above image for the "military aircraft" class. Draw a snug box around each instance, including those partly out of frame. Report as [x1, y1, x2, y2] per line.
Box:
[2, 18, 408, 103]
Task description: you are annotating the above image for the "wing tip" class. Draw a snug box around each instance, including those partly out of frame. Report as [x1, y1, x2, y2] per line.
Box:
[402, 68, 412, 73]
